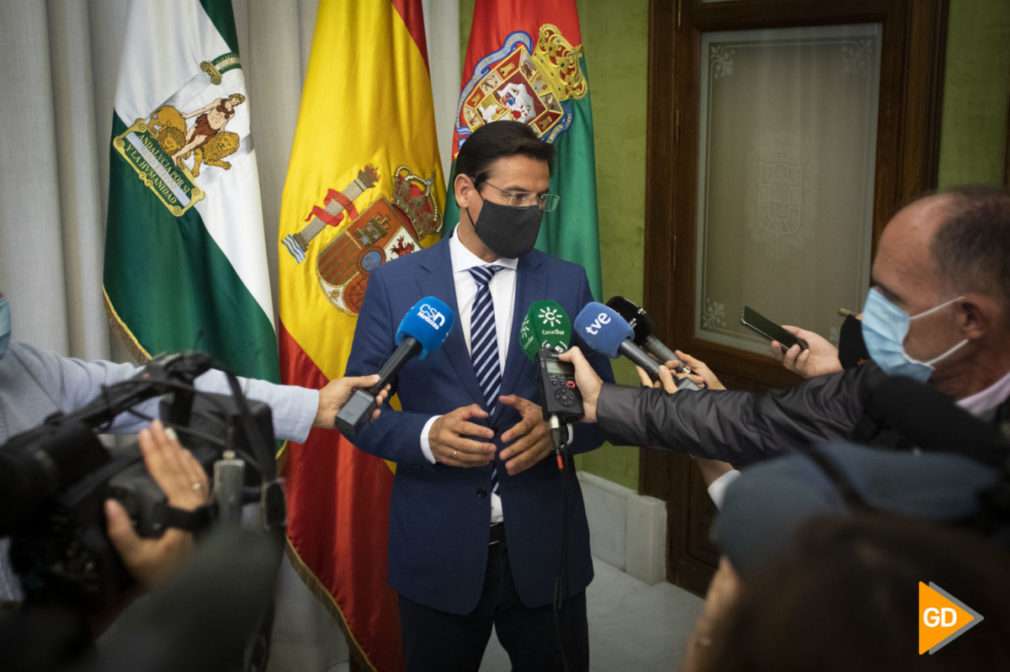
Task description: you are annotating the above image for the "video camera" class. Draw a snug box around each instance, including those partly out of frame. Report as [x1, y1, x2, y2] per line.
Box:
[0, 352, 283, 613]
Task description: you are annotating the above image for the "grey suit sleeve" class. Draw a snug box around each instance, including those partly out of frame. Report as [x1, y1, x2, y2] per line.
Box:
[9, 342, 317, 442]
[596, 367, 870, 466]
[191, 371, 318, 443]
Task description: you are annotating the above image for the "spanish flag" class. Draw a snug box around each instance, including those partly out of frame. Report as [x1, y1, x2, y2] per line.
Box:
[445, 0, 603, 299]
[277, 1, 443, 670]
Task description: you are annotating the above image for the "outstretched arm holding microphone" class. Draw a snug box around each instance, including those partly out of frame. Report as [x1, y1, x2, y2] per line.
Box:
[558, 342, 870, 466]
[632, 354, 736, 494]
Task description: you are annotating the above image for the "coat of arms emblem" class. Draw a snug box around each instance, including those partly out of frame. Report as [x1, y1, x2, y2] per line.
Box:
[454, 24, 588, 151]
[281, 165, 441, 315]
[112, 53, 245, 216]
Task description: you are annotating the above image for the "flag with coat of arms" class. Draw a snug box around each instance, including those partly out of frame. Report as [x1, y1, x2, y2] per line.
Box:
[105, 0, 278, 381]
[277, 0, 444, 669]
[444, 0, 603, 299]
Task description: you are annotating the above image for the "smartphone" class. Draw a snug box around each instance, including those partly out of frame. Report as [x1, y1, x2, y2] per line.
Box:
[740, 306, 808, 353]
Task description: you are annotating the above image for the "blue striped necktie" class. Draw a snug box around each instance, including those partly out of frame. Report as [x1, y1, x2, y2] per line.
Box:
[468, 264, 503, 493]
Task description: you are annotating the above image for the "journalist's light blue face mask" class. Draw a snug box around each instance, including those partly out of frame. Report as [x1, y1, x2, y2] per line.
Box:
[860, 288, 968, 382]
[0, 296, 10, 360]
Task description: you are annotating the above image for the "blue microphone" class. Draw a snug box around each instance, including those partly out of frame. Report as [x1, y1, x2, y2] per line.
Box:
[377, 296, 454, 385]
[575, 302, 663, 378]
[336, 297, 454, 436]
[574, 303, 700, 392]
[575, 302, 701, 391]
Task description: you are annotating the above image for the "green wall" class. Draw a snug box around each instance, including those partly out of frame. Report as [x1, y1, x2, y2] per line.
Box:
[458, 0, 1010, 492]
[937, 0, 1010, 187]
[568, 0, 650, 490]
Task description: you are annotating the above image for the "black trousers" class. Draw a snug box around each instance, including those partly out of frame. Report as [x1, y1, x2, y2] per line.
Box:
[398, 526, 589, 671]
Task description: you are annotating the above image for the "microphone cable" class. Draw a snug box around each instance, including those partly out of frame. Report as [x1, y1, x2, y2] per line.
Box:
[552, 426, 573, 672]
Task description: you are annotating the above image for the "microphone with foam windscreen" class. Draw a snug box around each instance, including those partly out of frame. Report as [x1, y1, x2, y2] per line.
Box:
[575, 303, 663, 376]
[606, 296, 690, 374]
[336, 296, 455, 436]
[520, 301, 581, 464]
[575, 303, 699, 390]
[520, 300, 572, 358]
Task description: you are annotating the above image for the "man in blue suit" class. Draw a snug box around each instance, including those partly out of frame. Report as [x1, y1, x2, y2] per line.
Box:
[344, 120, 613, 670]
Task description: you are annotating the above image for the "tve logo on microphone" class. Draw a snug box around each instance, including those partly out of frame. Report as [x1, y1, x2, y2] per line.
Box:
[919, 581, 983, 654]
[581, 311, 611, 336]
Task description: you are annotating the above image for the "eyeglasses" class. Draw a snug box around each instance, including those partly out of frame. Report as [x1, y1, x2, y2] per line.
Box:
[481, 181, 560, 212]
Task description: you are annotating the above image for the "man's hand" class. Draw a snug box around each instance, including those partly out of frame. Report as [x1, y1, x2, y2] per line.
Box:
[672, 350, 726, 390]
[498, 394, 552, 475]
[636, 352, 734, 486]
[769, 326, 842, 378]
[558, 346, 602, 422]
[636, 349, 727, 393]
[314, 374, 386, 427]
[429, 404, 495, 467]
[636, 362, 679, 393]
[105, 420, 210, 588]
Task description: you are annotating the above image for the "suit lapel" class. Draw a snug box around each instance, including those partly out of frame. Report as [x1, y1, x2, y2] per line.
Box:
[416, 240, 485, 406]
[495, 252, 544, 421]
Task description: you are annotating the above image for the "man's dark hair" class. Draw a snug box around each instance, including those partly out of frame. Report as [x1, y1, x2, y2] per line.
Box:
[453, 120, 553, 188]
[931, 185, 1010, 317]
[707, 514, 1010, 672]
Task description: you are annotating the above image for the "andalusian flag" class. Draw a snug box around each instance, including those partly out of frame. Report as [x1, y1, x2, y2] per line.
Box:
[105, 0, 278, 381]
[278, 1, 443, 669]
[446, 0, 602, 299]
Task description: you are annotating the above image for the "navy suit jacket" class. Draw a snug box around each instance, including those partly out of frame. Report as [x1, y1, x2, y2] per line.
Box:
[344, 238, 614, 614]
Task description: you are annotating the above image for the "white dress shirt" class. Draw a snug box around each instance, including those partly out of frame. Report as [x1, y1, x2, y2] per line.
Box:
[420, 227, 519, 522]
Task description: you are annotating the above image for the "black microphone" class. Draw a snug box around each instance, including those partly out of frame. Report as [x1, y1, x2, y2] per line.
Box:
[575, 303, 700, 391]
[606, 296, 689, 373]
[336, 296, 455, 436]
[862, 375, 1009, 467]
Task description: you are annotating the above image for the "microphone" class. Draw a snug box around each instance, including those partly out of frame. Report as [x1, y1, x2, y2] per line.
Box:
[606, 296, 689, 373]
[336, 296, 455, 436]
[575, 303, 699, 390]
[520, 301, 581, 466]
[520, 299, 572, 358]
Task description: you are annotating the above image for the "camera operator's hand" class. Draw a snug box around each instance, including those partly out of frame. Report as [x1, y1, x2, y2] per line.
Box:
[314, 374, 388, 428]
[105, 420, 210, 588]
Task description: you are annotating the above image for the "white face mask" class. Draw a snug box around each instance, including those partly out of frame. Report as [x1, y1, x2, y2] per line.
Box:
[861, 288, 969, 382]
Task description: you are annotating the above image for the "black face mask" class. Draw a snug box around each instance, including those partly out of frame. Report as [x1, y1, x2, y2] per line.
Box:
[468, 199, 542, 259]
[838, 313, 870, 369]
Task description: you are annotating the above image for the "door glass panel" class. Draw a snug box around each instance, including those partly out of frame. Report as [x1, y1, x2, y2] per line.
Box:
[695, 24, 881, 353]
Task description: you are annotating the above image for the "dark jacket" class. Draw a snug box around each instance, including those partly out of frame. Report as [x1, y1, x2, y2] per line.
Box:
[344, 238, 613, 614]
[596, 363, 887, 467]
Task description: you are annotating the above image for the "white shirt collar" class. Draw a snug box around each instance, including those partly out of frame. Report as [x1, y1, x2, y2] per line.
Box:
[448, 225, 519, 274]
[957, 368, 1010, 418]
